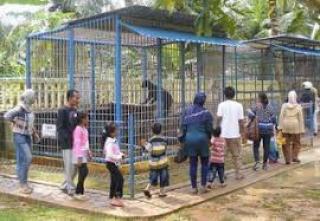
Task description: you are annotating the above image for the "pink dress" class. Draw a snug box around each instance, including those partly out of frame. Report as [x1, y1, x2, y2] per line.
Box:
[72, 125, 89, 164]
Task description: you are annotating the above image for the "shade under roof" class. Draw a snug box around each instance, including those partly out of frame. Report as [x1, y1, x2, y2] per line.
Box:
[122, 23, 241, 47]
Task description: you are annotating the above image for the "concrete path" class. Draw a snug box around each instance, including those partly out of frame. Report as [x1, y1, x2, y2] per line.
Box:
[0, 147, 319, 219]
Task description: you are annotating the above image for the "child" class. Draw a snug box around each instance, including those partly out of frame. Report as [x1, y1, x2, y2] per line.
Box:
[207, 127, 226, 188]
[101, 123, 125, 207]
[72, 112, 91, 200]
[143, 123, 170, 198]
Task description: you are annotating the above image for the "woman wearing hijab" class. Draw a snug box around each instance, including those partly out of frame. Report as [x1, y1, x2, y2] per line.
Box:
[4, 89, 39, 194]
[278, 91, 305, 164]
[180, 92, 213, 194]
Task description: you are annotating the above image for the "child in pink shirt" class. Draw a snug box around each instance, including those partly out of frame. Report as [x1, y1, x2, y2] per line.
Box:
[72, 112, 91, 200]
[207, 127, 226, 188]
[101, 122, 125, 207]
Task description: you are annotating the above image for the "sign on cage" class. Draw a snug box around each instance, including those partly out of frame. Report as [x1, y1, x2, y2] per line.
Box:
[41, 123, 57, 138]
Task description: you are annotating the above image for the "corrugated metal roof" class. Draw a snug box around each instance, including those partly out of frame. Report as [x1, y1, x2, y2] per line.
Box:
[243, 35, 320, 48]
[123, 23, 240, 47]
[272, 44, 320, 56]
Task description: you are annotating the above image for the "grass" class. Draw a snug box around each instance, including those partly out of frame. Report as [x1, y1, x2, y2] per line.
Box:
[303, 189, 320, 200]
[0, 0, 48, 5]
[0, 194, 116, 221]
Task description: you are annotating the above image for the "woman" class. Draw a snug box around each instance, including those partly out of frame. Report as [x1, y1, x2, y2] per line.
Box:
[4, 89, 39, 194]
[249, 92, 276, 171]
[181, 92, 213, 194]
[278, 90, 305, 164]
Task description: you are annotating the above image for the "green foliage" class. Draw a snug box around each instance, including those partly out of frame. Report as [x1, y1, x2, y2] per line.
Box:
[0, 11, 75, 77]
[0, 0, 48, 5]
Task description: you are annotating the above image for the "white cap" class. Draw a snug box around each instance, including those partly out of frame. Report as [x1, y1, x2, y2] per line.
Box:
[302, 81, 313, 89]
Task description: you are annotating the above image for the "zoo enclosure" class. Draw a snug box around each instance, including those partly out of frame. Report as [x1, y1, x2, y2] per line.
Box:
[1, 6, 320, 198]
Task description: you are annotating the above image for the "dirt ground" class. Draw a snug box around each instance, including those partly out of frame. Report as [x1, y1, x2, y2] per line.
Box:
[167, 161, 320, 221]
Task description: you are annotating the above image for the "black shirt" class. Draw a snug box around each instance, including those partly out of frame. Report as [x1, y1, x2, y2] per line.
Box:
[56, 106, 78, 149]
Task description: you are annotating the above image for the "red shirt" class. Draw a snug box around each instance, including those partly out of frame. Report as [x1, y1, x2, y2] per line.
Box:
[210, 137, 225, 163]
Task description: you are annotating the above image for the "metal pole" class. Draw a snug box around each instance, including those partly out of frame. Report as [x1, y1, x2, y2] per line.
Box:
[67, 28, 75, 89]
[196, 44, 201, 92]
[142, 47, 148, 101]
[128, 113, 135, 199]
[180, 42, 186, 114]
[157, 38, 163, 120]
[234, 47, 238, 99]
[25, 37, 32, 89]
[90, 44, 96, 151]
[114, 15, 122, 139]
[222, 46, 226, 100]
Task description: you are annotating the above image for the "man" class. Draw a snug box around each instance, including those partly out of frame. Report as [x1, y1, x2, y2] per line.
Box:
[217, 87, 245, 180]
[57, 89, 80, 195]
[300, 81, 315, 135]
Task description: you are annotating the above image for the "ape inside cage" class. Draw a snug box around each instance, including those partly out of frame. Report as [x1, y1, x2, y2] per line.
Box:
[24, 5, 320, 197]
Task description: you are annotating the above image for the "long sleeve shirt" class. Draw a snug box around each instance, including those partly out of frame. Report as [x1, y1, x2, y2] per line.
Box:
[4, 105, 34, 136]
[104, 137, 123, 164]
[72, 125, 89, 160]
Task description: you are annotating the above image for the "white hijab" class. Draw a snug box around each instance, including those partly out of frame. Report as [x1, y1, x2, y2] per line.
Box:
[20, 89, 35, 112]
[288, 90, 297, 105]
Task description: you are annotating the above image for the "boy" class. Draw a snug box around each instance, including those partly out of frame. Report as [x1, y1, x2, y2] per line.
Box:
[143, 123, 170, 198]
[207, 127, 226, 188]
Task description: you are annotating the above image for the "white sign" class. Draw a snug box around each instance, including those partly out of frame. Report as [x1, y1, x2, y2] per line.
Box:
[41, 124, 57, 138]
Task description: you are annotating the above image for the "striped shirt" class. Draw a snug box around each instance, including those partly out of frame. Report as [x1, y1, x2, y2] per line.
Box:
[145, 136, 168, 170]
[210, 137, 225, 163]
[4, 105, 34, 136]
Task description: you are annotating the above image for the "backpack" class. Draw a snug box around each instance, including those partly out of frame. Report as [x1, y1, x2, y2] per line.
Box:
[246, 117, 260, 141]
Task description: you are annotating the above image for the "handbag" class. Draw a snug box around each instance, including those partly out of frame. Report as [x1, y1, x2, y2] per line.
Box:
[246, 117, 260, 141]
[174, 143, 187, 163]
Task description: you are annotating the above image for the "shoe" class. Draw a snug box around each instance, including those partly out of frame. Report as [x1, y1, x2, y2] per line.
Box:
[293, 159, 301, 164]
[191, 188, 198, 195]
[220, 183, 227, 188]
[159, 193, 167, 198]
[143, 190, 152, 199]
[73, 194, 88, 201]
[199, 186, 208, 194]
[253, 162, 260, 171]
[262, 163, 268, 171]
[206, 183, 213, 189]
[235, 174, 245, 180]
[286, 162, 291, 165]
[19, 186, 33, 195]
[110, 198, 124, 207]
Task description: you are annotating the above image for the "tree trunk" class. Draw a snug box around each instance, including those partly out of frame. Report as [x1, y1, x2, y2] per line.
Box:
[268, 0, 279, 36]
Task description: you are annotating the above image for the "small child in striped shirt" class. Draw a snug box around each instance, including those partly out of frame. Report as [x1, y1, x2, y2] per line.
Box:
[207, 127, 227, 189]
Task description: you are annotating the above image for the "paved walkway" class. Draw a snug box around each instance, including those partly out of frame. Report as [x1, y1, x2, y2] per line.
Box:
[0, 147, 320, 219]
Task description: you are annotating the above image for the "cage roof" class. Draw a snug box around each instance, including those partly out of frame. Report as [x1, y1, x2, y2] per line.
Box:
[123, 23, 240, 47]
[243, 35, 320, 48]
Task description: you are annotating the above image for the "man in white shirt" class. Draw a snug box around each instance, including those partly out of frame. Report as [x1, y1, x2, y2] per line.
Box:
[217, 87, 245, 180]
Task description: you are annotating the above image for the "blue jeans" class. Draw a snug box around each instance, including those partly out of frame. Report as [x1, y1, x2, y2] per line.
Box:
[208, 163, 225, 184]
[189, 156, 209, 189]
[149, 167, 169, 188]
[13, 133, 32, 186]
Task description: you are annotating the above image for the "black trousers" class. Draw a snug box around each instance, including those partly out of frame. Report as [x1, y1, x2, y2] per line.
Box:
[76, 163, 88, 195]
[208, 163, 225, 184]
[106, 162, 124, 199]
[253, 134, 271, 164]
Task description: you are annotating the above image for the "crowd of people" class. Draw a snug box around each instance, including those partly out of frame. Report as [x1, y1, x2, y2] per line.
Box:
[3, 81, 318, 207]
